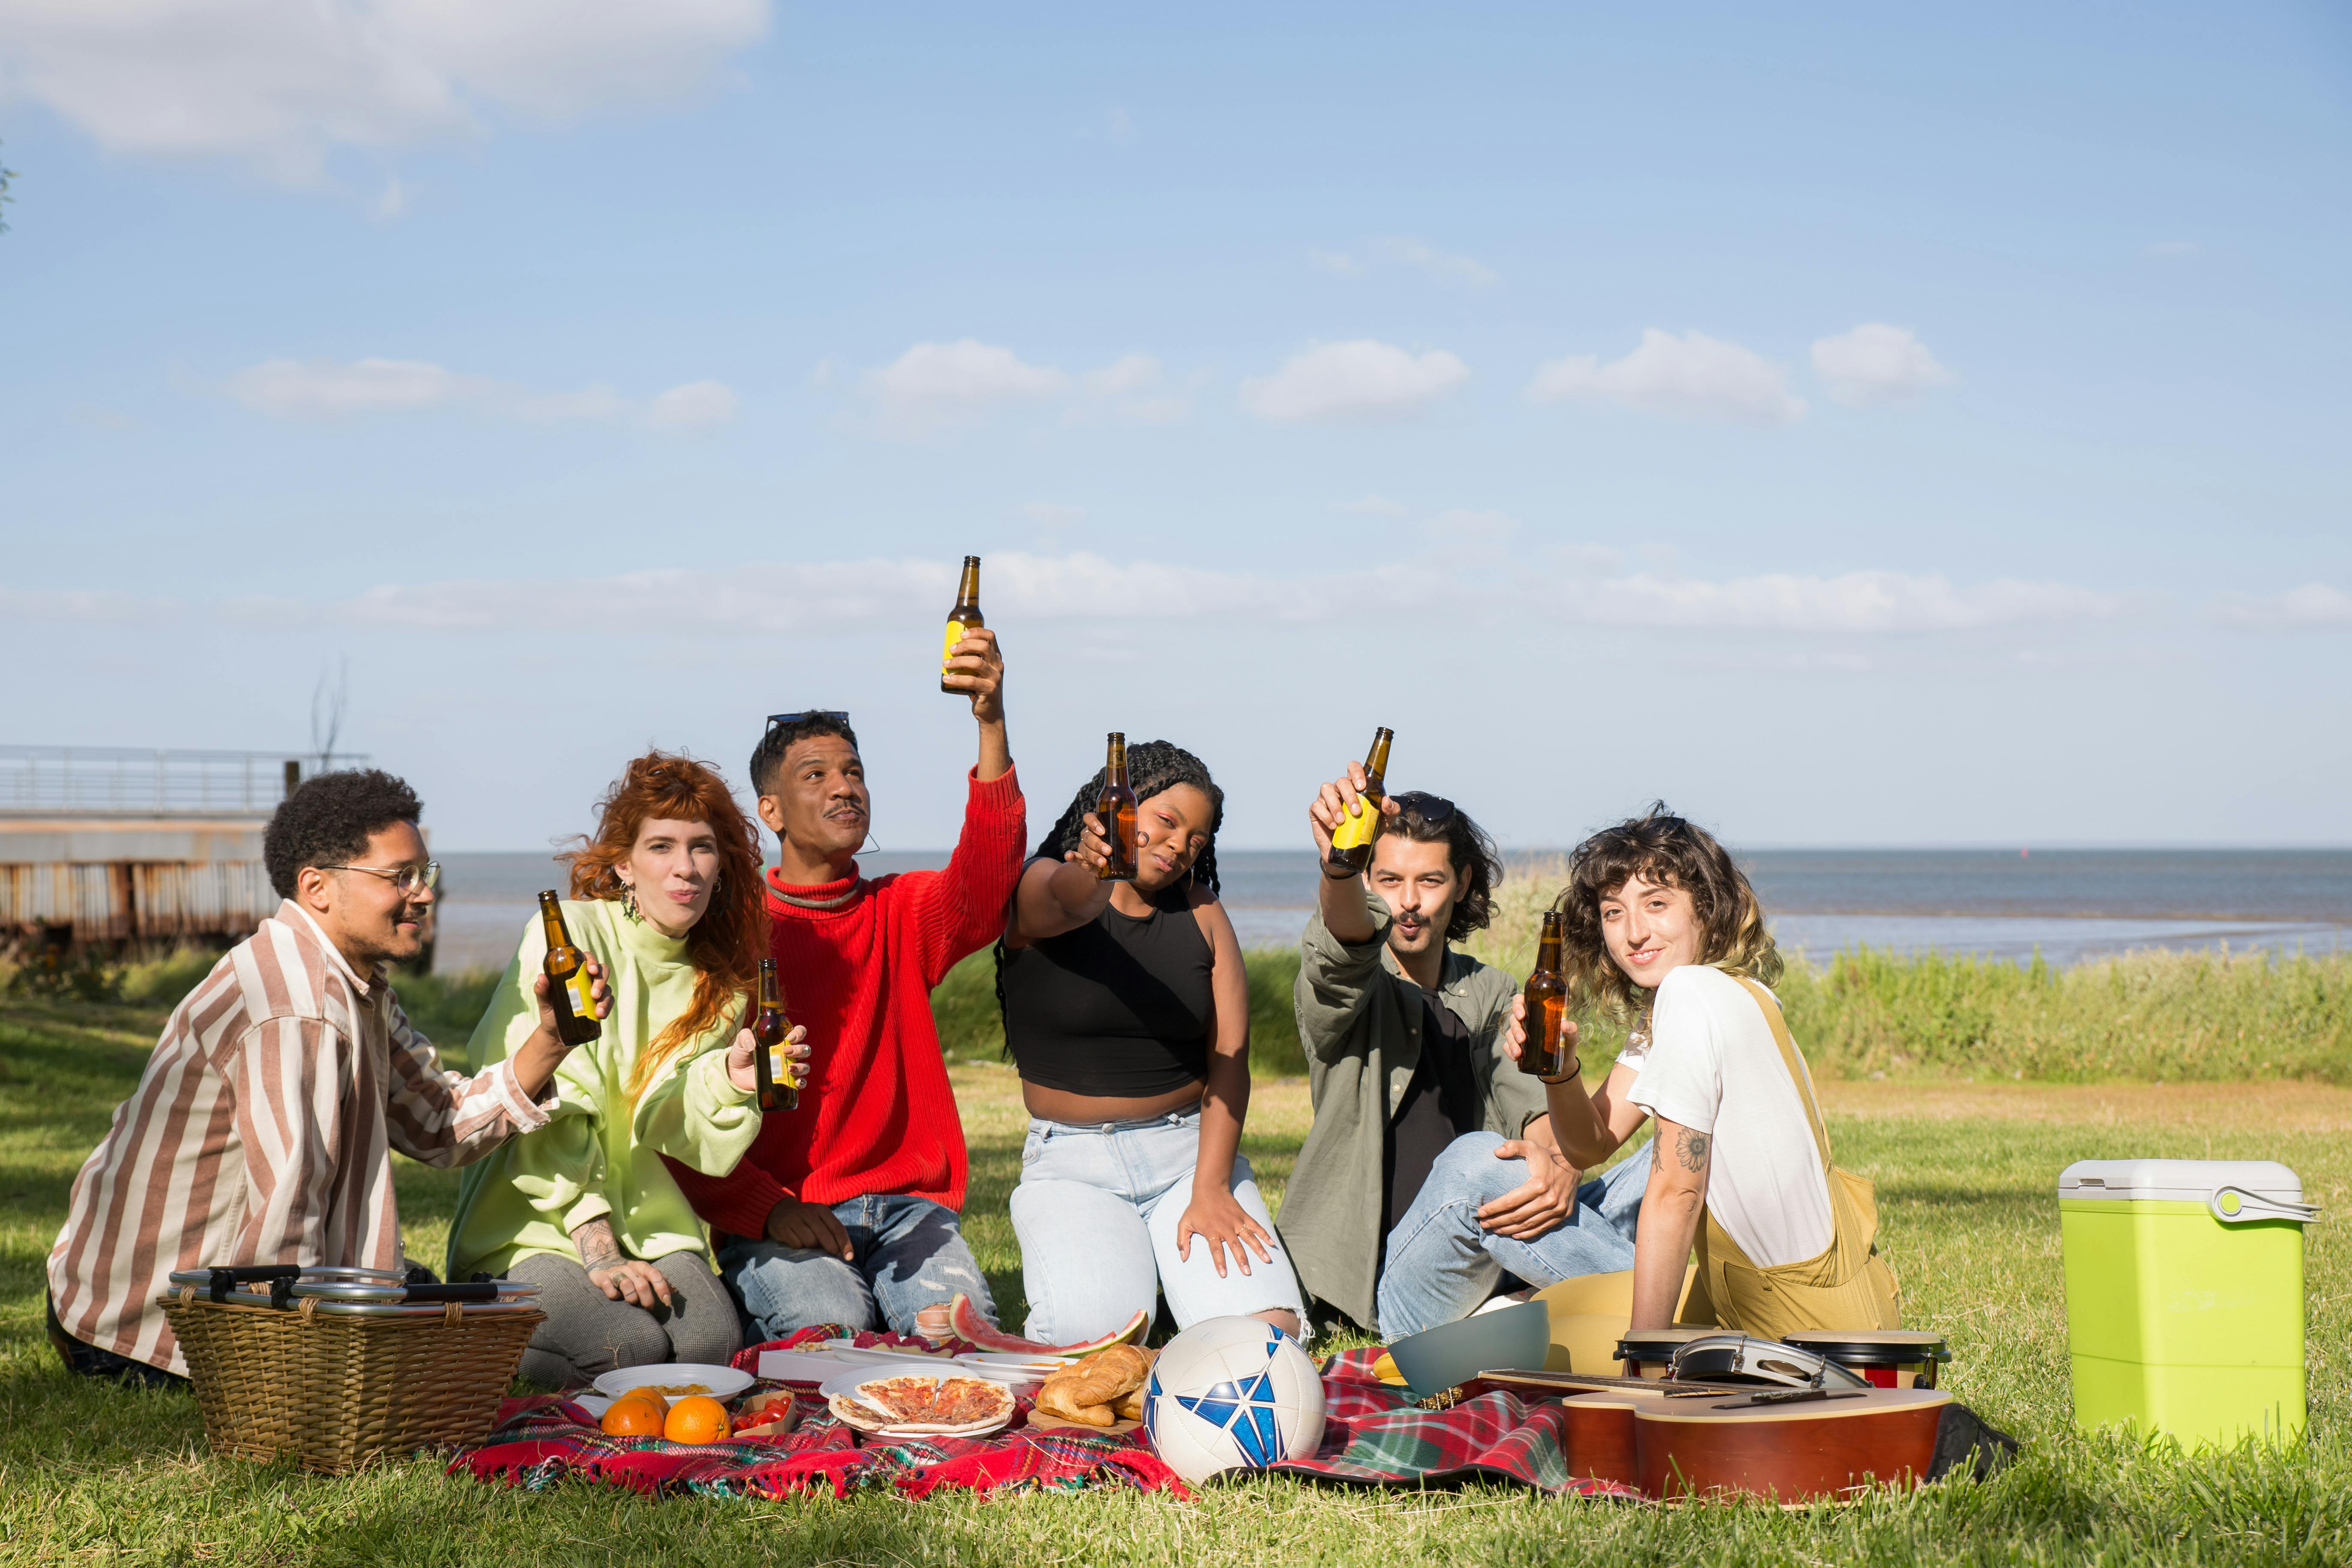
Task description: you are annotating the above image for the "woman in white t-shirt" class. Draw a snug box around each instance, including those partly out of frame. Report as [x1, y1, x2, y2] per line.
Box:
[1503, 804, 1897, 1340]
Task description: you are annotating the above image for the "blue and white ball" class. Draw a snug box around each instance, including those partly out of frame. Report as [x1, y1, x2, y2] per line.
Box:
[1141, 1316, 1326, 1483]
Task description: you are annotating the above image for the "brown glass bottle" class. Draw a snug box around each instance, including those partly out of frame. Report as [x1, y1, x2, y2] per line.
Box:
[1324, 726, 1393, 875]
[1519, 910, 1569, 1078]
[940, 555, 983, 693]
[538, 891, 601, 1047]
[751, 956, 795, 1112]
[1095, 732, 1139, 882]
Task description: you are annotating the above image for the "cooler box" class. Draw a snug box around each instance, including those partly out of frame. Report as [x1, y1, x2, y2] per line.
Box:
[2057, 1159, 2319, 1447]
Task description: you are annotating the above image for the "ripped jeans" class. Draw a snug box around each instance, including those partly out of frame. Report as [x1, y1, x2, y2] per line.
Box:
[715, 1193, 995, 1341]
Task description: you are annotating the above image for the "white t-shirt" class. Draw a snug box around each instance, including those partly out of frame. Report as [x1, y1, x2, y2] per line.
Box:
[1618, 965, 1834, 1269]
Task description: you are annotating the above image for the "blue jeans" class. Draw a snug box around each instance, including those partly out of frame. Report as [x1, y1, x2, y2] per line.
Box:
[1375, 1133, 1652, 1339]
[1008, 1108, 1307, 1346]
[715, 1194, 994, 1341]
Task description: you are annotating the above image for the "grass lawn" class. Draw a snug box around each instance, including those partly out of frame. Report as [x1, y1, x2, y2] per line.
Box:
[2, 985, 2348, 1566]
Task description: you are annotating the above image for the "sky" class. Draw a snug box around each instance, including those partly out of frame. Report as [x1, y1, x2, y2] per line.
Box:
[2, 2, 2349, 852]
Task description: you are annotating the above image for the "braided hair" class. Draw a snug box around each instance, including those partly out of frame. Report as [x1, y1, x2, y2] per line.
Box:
[995, 740, 1224, 1046]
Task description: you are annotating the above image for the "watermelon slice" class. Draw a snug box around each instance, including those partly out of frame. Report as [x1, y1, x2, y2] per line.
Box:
[947, 1293, 1149, 1355]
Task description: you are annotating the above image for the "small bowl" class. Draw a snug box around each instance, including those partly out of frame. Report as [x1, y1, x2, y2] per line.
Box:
[1385, 1301, 1552, 1398]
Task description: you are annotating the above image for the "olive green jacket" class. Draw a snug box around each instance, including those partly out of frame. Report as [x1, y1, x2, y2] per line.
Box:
[1274, 888, 1545, 1334]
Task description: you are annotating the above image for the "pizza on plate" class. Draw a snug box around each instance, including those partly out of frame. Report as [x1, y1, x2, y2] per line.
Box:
[836, 1374, 1015, 1434]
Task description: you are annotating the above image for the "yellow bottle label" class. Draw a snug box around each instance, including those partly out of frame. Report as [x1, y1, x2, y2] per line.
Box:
[1329, 795, 1381, 851]
[768, 1045, 788, 1082]
[941, 621, 965, 671]
[563, 968, 594, 1019]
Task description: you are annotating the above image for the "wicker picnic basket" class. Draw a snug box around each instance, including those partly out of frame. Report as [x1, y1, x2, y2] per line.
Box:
[160, 1265, 544, 1475]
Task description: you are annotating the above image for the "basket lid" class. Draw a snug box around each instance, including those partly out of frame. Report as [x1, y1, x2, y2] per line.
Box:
[2058, 1159, 2301, 1205]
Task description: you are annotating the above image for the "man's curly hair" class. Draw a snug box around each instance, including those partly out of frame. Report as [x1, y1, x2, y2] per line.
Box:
[263, 770, 423, 898]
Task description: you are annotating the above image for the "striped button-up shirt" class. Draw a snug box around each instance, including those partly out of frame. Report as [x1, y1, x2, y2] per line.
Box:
[45, 901, 551, 1375]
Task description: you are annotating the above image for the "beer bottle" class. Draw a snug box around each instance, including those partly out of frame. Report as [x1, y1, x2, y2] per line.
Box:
[751, 956, 795, 1113]
[538, 891, 601, 1047]
[1324, 726, 1393, 875]
[1519, 910, 1569, 1079]
[940, 555, 983, 694]
[1095, 732, 1139, 882]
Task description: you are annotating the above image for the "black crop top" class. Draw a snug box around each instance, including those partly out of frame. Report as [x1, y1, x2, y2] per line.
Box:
[1000, 882, 1215, 1099]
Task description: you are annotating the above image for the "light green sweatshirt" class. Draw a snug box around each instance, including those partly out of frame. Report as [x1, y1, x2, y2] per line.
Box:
[445, 898, 761, 1280]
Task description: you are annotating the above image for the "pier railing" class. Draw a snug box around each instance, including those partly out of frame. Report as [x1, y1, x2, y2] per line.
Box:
[0, 747, 370, 816]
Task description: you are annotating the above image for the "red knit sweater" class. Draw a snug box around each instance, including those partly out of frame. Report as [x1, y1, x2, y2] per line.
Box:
[666, 766, 1025, 1239]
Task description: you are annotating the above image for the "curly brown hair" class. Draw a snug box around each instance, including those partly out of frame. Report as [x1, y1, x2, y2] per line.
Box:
[1551, 802, 1780, 1022]
[563, 751, 768, 1100]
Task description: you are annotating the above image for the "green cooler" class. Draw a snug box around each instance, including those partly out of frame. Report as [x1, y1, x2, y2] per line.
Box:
[2058, 1159, 2320, 1447]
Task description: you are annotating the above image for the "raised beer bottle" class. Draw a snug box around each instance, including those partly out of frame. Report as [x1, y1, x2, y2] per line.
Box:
[1519, 910, 1569, 1079]
[940, 555, 983, 694]
[537, 891, 601, 1047]
[1095, 731, 1139, 882]
[751, 956, 795, 1113]
[1325, 726, 1393, 875]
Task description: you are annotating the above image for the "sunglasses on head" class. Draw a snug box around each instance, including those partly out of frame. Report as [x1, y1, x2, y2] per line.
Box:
[1390, 791, 1456, 825]
[766, 710, 851, 731]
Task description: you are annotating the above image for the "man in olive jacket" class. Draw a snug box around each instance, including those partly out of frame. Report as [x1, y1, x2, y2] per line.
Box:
[1276, 769, 1649, 1338]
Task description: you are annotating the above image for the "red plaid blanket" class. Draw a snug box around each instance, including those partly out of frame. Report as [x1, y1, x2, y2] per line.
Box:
[452, 1336, 1628, 1502]
[1271, 1348, 1640, 1498]
[451, 1326, 1185, 1501]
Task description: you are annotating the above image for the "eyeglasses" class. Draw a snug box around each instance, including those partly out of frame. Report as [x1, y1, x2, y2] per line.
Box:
[1390, 791, 1457, 825]
[319, 861, 441, 896]
[767, 710, 851, 730]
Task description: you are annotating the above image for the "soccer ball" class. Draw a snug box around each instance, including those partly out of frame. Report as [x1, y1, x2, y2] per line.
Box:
[1141, 1316, 1326, 1483]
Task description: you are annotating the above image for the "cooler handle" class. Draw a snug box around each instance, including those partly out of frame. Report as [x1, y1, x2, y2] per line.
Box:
[2209, 1186, 2321, 1225]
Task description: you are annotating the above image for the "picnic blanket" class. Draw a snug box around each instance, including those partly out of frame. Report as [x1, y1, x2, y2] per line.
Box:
[452, 1335, 1626, 1502]
[452, 1325, 1185, 1501]
[1271, 1347, 1641, 1499]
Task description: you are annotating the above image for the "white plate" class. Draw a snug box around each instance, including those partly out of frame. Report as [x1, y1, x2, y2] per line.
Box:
[958, 1351, 1076, 1375]
[592, 1362, 753, 1401]
[570, 1393, 614, 1420]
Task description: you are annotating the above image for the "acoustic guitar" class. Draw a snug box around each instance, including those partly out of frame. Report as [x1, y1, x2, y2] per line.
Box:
[1459, 1370, 1951, 1502]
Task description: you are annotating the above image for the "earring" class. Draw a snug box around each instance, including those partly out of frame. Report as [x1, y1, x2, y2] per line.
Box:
[620, 883, 641, 922]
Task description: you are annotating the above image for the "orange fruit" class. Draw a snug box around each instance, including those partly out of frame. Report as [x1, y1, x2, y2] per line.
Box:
[664, 1394, 732, 1444]
[600, 1394, 667, 1437]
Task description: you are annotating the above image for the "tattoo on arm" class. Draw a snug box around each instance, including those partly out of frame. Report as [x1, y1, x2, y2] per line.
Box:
[571, 1215, 625, 1272]
[1673, 1128, 1711, 1173]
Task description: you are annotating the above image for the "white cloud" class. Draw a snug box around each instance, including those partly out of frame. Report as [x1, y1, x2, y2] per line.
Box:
[0, 0, 770, 183]
[1527, 329, 1806, 426]
[220, 355, 732, 430]
[645, 379, 738, 431]
[1240, 340, 1470, 424]
[1075, 353, 1191, 424]
[2207, 583, 2352, 630]
[861, 340, 1067, 435]
[1809, 324, 1953, 408]
[1309, 235, 1498, 289]
[1566, 571, 2123, 633]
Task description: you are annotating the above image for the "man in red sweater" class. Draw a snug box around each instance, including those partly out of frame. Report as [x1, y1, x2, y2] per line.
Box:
[666, 624, 1024, 1341]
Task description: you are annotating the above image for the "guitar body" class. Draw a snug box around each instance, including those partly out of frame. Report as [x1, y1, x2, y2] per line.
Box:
[1464, 1372, 1951, 1502]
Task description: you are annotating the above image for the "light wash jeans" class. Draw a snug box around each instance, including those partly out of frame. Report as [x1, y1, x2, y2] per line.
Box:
[1008, 1107, 1307, 1345]
[1375, 1132, 1652, 1339]
[715, 1193, 994, 1342]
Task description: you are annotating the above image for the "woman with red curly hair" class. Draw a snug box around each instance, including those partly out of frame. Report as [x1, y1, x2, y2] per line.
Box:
[447, 752, 809, 1389]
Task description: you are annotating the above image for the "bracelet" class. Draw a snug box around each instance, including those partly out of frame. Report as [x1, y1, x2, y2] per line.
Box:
[1320, 865, 1359, 882]
[1538, 1059, 1583, 1085]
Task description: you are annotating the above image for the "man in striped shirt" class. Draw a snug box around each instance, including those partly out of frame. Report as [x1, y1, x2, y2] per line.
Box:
[45, 769, 607, 1383]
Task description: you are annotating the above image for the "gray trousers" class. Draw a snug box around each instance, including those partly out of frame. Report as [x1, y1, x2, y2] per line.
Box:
[508, 1251, 741, 1390]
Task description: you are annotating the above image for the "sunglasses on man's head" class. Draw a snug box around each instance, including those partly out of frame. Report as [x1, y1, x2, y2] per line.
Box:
[1390, 791, 1456, 825]
[766, 710, 851, 730]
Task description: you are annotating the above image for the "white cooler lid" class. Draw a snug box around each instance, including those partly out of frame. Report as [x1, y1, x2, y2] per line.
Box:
[2058, 1158, 2302, 1204]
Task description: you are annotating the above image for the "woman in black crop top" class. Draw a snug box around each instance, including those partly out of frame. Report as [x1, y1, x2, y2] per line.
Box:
[999, 742, 1305, 1345]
